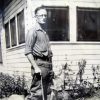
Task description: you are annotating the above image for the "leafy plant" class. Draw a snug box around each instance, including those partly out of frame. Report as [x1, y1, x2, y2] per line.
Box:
[92, 65, 100, 87]
[51, 59, 99, 100]
[0, 72, 28, 98]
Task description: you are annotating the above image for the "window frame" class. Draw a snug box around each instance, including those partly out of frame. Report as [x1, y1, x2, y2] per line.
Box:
[44, 6, 70, 43]
[5, 9, 25, 49]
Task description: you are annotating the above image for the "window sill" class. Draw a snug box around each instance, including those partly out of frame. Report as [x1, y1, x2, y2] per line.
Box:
[50, 41, 100, 45]
[6, 43, 25, 52]
[6, 41, 100, 52]
[76, 41, 100, 45]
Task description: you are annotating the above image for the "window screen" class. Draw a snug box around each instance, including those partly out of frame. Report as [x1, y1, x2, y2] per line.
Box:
[77, 8, 100, 41]
[17, 10, 25, 44]
[5, 23, 10, 48]
[10, 17, 17, 46]
[46, 7, 69, 41]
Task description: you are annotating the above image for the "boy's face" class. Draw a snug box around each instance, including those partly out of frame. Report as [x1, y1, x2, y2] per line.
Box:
[36, 9, 47, 24]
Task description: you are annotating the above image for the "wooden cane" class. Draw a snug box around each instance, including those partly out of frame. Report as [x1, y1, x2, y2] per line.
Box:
[41, 76, 45, 100]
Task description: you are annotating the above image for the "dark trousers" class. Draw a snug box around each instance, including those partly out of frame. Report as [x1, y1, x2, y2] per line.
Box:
[27, 60, 53, 100]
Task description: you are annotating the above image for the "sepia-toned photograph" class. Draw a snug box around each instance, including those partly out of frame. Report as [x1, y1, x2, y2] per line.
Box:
[0, 0, 100, 100]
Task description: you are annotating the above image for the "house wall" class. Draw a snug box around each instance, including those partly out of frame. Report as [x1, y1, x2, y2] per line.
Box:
[1, 0, 31, 77]
[0, 10, 7, 72]
[0, 13, 3, 63]
[25, 0, 100, 84]
[1, 0, 100, 84]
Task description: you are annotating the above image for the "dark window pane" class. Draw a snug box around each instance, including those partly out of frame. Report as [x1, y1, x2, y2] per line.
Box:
[17, 10, 25, 44]
[10, 17, 17, 46]
[77, 8, 100, 41]
[46, 7, 69, 41]
[5, 23, 10, 48]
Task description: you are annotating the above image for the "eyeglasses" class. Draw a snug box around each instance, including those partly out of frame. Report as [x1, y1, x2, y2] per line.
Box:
[36, 14, 47, 18]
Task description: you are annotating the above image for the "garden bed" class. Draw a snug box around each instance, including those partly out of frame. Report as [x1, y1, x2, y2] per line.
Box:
[0, 72, 28, 99]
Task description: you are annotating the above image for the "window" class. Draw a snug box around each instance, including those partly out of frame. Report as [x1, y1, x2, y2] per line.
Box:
[5, 23, 10, 48]
[5, 10, 25, 48]
[10, 17, 17, 46]
[17, 10, 25, 44]
[46, 7, 69, 41]
[77, 8, 100, 41]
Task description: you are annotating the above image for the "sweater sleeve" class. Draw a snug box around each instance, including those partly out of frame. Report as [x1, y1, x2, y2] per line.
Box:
[25, 28, 36, 55]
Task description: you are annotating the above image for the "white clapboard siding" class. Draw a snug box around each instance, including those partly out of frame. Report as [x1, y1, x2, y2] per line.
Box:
[6, 48, 25, 56]
[6, 47, 30, 64]
[51, 44, 100, 82]
[2, 0, 27, 74]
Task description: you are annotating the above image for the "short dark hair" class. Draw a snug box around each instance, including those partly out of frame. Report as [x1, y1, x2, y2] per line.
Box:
[35, 6, 46, 15]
